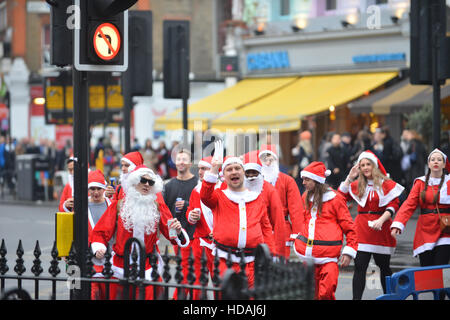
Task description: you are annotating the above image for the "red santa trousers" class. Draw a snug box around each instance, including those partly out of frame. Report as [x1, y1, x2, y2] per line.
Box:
[314, 262, 339, 300]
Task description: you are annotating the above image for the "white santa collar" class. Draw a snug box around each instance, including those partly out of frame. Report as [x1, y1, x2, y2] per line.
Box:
[308, 189, 337, 203]
[222, 188, 259, 204]
[415, 174, 450, 204]
[349, 179, 404, 208]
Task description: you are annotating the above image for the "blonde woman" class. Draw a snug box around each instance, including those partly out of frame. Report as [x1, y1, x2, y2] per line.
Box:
[338, 150, 404, 300]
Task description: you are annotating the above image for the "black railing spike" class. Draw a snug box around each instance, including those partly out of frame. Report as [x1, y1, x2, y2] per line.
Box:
[149, 245, 159, 281]
[212, 251, 221, 287]
[85, 244, 96, 278]
[187, 246, 195, 285]
[102, 245, 114, 279]
[199, 248, 208, 286]
[31, 241, 43, 277]
[174, 248, 183, 285]
[162, 246, 171, 283]
[0, 239, 9, 275]
[14, 240, 26, 276]
[48, 241, 60, 277]
[129, 245, 138, 281]
[226, 249, 232, 269]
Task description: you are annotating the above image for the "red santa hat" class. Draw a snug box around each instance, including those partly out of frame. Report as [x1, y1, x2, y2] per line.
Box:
[222, 155, 244, 172]
[243, 150, 262, 173]
[88, 170, 107, 189]
[357, 150, 388, 176]
[259, 144, 278, 160]
[428, 148, 450, 172]
[198, 156, 213, 169]
[121, 151, 144, 172]
[301, 161, 331, 184]
[124, 164, 163, 194]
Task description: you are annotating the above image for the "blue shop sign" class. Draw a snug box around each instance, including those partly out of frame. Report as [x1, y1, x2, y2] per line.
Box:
[247, 51, 291, 71]
[352, 53, 406, 64]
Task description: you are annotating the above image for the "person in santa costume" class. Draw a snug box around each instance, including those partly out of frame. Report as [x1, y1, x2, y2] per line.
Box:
[292, 161, 357, 300]
[338, 150, 404, 300]
[185, 156, 221, 299]
[86, 169, 112, 299]
[90, 165, 190, 300]
[391, 148, 450, 267]
[58, 156, 75, 212]
[242, 150, 286, 258]
[259, 144, 304, 259]
[110, 151, 144, 200]
[200, 141, 275, 288]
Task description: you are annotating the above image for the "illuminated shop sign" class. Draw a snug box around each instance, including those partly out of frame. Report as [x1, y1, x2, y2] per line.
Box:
[352, 53, 406, 64]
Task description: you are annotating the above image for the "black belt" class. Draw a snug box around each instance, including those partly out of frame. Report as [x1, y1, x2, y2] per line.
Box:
[296, 235, 342, 247]
[420, 208, 450, 215]
[213, 240, 256, 257]
[359, 211, 384, 215]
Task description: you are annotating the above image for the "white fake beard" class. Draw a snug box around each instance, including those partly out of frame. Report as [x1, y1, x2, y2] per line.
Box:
[261, 163, 279, 186]
[120, 186, 160, 235]
[244, 174, 264, 194]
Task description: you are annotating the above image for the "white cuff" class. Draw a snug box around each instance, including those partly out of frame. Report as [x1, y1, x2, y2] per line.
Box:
[386, 207, 396, 215]
[175, 228, 190, 248]
[338, 181, 349, 194]
[342, 245, 357, 259]
[391, 221, 405, 233]
[203, 171, 218, 183]
[91, 242, 107, 255]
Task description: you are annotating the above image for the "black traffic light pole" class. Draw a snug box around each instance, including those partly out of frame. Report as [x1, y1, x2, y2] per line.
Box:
[431, 2, 442, 149]
[72, 69, 90, 300]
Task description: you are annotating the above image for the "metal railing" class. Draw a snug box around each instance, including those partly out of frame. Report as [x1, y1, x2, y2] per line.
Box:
[0, 237, 314, 300]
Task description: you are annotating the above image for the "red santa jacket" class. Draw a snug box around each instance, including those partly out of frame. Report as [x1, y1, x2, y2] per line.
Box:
[200, 172, 275, 263]
[58, 183, 73, 212]
[90, 192, 189, 279]
[293, 189, 358, 265]
[338, 179, 404, 255]
[274, 172, 305, 243]
[186, 182, 215, 249]
[259, 180, 286, 257]
[392, 175, 450, 257]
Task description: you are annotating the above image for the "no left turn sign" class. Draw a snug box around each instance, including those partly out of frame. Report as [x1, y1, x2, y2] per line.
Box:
[93, 23, 121, 61]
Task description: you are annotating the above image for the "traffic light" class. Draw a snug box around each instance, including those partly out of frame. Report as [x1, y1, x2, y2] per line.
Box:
[163, 20, 190, 99]
[74, 0, 138, 72]
[123, 11, 153, 97]
[48, 0, 73, 67]
[410, 0, 448, 85]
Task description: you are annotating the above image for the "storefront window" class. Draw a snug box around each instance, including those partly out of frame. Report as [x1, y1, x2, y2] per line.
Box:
[280, 0, 290, 16]
[326, 0, 337, 11]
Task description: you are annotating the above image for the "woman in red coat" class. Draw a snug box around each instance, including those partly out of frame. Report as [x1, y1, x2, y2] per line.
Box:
[391, 148, 450, 267]
[338, 150, 404, 300]
[293, 161, 358, 300]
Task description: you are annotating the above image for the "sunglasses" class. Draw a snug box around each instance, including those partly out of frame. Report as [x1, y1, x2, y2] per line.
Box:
[140, 177, 155, 186]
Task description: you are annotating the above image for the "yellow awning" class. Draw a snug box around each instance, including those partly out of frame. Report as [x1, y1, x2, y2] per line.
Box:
[210, 72, 399, 132]
[153, 77, 297, 131]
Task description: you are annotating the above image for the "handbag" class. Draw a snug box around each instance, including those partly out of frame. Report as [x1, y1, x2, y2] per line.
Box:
[436, 204, 450, 234]
[432, 187, 450, 234]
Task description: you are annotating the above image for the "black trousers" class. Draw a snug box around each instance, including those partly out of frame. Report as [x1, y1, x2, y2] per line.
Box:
[352, 250, 392, 300]
[418, 244, 450, 267]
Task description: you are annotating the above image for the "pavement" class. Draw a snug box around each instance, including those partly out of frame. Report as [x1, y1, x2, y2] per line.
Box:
[0, 192, 421, 273]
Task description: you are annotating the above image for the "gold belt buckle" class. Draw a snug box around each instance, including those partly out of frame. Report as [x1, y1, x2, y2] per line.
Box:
[307, 239, 314, 247]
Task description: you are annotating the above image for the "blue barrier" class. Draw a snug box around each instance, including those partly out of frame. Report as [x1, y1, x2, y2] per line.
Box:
[376, 264, 450, 300]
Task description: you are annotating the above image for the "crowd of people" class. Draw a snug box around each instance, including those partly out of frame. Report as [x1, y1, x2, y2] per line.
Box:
[53, 126, 449, 300]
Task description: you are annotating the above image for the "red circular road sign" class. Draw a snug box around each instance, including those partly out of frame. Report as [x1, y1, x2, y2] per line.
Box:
[93, 23, 121, 61]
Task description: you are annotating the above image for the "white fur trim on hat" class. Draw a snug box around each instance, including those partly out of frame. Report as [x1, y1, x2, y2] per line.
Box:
[88, 182, 106, 189]
[124, 167, 163, 194]
[357, 151, 379, 168]
[121, 157, 137, 172]
[198, 160, 212, 169]
[259, 150, 278, 160]
[222, 157, 244, 172]
[301, 169, 331, 184]
[428, 148, 447, 162]
[243, 163, 262, 173]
